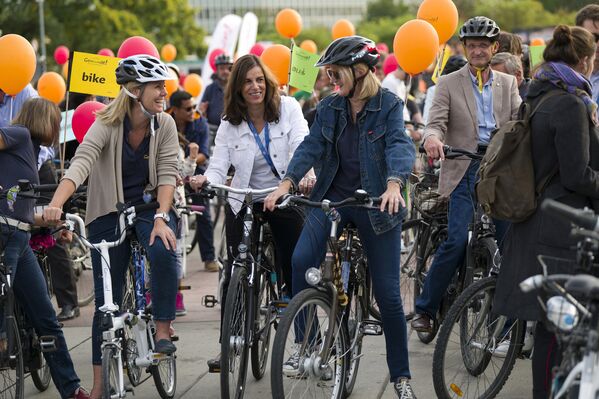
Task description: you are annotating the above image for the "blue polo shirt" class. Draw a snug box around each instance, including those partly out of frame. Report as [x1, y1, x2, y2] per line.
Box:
[122, 116, 155, 205]
[180, 117, 210, 174]
[201, 81, 225, 126]
[469, 70, 496, 144]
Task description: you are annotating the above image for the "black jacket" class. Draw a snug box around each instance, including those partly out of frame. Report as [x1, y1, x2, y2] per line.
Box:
[494, 80, 599, 320]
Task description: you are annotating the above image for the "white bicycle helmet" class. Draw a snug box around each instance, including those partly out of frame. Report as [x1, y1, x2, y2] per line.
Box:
[116, 54, 174, 85]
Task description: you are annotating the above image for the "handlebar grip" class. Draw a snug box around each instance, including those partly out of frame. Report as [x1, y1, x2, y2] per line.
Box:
[32, 184, 60, 193]
[134, 202, 161, 214]
[541, 199, 599, 232]
[189, 205, 205, 212]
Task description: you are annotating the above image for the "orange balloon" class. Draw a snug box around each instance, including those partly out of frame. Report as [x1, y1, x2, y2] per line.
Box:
[417, 0, 459, 44]
[332, 19, 355, 40]
[0, 34, 37, 95]
[161, 43, 177, 62]
[275, 8, 302, 39]
[183, 73, 203, 97]
[393, 19, 439, 75]
[62, 62, 70, 80]
[530, 38, 545, 46]
[261, 44, 291, 85]
[300, 40, 317, 54]
[165, 69, 179, 98]
[37, 72, 66, 104]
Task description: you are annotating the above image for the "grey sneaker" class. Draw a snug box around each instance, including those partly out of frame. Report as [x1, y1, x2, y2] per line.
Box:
[282, 345, 301, 377]
[393, 378, 416, 399]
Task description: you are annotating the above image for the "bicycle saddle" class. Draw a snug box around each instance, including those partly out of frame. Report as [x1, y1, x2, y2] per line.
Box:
[564, 274, 599, 300]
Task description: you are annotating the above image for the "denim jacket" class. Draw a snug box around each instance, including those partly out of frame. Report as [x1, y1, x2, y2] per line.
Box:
[285, 88, 415, 234]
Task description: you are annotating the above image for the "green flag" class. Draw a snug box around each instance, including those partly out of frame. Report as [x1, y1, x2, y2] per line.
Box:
[529, 45, 546, 71]
[289, 46, 321, 93]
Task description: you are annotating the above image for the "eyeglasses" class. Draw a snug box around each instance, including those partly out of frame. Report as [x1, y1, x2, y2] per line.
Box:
[184, 105, 196, 112]
[326, 69, 342, 81]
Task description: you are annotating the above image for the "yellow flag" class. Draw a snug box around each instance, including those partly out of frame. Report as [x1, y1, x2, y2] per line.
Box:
[68, 51, 121, 98]
[431, 45, 452, 84]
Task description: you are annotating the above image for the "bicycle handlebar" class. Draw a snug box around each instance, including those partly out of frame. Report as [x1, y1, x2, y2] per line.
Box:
[541, 199, 599, 232]
[418, 145, 486, 160]
[204, 183, 278, 196]
[277, 190, 382, 211]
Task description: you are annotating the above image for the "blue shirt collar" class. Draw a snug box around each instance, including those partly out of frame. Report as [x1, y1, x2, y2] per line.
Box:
[468, 68, 494, 88]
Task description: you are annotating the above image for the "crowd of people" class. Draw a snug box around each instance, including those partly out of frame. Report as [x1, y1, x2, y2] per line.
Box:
[0, 3, 598, 399]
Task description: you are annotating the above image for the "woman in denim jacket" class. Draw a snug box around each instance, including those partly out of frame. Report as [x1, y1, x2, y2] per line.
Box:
[191, 54, 309, 371]
[264, 36, 416, 398]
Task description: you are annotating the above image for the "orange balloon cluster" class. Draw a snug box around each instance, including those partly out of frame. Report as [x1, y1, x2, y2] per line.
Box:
[165, 69, 179, 98]
[0, 34, 37, 95]
[275, 9, 302, 39]
[417, 0, 459, 44]
[161, 44, 177, 62]
[183, 73, 203, 97]
[530, 38, 545, 46]
[300, 40, 317, 54]
[261, 44, 291, 85]
[332, 19, 355, 40]
[37, 72, 66, 104]
[394, 20, 439, 75]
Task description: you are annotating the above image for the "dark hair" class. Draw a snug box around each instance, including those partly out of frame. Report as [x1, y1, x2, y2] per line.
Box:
[223, 54, 280, 126]
[498, 32, 523, 56]
[576, 4, 599, 27]
[170, 90, 192, 108]
[543, 25, 595, 67]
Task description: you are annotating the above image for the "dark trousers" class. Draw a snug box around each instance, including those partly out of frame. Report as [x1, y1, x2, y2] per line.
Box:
[532, 322, 561, 399]
[415, 161, 510, 318]
[192, 193, 216, 262]
[219, 203, 304, 338]
[1, 229, 80, 398]
[292, 207, 411, 380]
[87, 210, 178, 365]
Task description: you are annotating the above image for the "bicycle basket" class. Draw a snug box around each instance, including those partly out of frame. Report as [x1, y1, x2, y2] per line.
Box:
[413, 182, 448, 217]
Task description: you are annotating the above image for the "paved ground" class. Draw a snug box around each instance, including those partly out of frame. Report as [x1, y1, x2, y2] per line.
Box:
[27, 248, 532, 399]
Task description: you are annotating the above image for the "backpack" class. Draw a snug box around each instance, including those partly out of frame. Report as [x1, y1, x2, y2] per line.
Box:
[476, 90, 561, 222]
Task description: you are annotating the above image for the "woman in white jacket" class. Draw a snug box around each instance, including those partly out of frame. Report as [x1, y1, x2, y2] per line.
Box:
[191, 54, 309, 370]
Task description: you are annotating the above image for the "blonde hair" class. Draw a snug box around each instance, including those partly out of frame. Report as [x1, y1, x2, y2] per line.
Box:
[95, 81, 142, 125]
[336, 63, 381, 101]
[12, 97, 61, 146]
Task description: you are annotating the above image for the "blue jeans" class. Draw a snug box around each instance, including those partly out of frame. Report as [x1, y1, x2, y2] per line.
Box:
[415, 161, 509, 318]
[88, 210, 178, 365]
[0, 229, 80, 398]
[192, 194, 216, 262]
[292, 207, 411, 380]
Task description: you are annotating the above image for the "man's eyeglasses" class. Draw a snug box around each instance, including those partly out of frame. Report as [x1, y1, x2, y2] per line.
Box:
[184, 105, 196, 112]
[326, 69, 341, 81]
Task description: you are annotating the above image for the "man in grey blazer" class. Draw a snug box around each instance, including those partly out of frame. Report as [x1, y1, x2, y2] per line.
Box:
[412, 16, 522, 333]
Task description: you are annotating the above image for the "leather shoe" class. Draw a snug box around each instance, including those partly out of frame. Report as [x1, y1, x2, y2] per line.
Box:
[411, 314, 433, 333]
[57, 305, 80, 322]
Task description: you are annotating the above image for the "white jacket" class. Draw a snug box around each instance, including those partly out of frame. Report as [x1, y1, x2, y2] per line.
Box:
[205, 96, 309, 214]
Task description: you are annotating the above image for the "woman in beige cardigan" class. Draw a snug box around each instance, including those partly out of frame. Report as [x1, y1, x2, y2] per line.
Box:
[43, 55, 180, 399]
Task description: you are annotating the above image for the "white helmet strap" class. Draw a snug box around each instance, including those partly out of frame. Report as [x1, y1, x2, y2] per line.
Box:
[122, 85, 157, 136]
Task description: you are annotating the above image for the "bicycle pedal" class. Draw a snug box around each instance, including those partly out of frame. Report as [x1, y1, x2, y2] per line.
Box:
[202, 295, 217, 308]
[39, 335, 57, 352]
[171, 335, 179, 342]
[360, 320, 383, 336]
[178, 285, 191, 291]
[208, 364, 221, 373]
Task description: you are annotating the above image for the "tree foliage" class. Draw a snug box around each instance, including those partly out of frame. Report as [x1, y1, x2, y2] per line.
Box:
[473, 0, 576, 31]
[0, 0, 206, 66]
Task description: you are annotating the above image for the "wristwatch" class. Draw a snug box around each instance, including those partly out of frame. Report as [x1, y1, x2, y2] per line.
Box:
[154, 212, 170, 223]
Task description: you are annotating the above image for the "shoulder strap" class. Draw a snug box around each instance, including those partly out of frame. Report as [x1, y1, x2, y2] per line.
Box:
[527, 89, 563, 121]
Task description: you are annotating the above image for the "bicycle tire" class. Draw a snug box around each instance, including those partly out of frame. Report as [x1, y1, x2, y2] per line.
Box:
[432, 276, 524, 399]
[367, 273, 381, 321]
[400, 219, 420, 320]
[151, 355, 177, 398]
[270, 288, 347, 399]
[416, 236, 440, 344]
[101, 345, 119, 399]
[30, 353, 51, 392]
[221, 266, 251, 399]
[0, 315, 24, 399]
[251, 242, 276, 380]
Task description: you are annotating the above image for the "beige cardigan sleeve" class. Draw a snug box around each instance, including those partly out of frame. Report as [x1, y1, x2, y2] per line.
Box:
[156, 115, 179, 187]
[63, 120, 110, 188]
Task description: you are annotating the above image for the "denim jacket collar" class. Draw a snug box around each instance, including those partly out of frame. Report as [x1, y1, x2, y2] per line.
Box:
[327, 88, 384, 113]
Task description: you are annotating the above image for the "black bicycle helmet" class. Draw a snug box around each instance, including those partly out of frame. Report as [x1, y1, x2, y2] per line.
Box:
[214, 54, 233, 66]
[442, 55, 468, 75]
[315, 36, 380, 71]
[116, 54, 172, 85]
[459, 16, 500, 41]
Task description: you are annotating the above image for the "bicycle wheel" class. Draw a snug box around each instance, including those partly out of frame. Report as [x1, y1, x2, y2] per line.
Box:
[151, 355, 177, 399]
[221, 266, 250, 399]
[400, 219, 420, 319]
[270, 288, 347, 399]
[0, 315, 24, 399]
[344, 266, 367, 398]
[416, 227, 442, 344]
[432, 276, 524, 399]
[70, 237, 94, 307]
[101, 345, 120, 399]
[30, 352, 51, 392]
[251, 249, 276, 380]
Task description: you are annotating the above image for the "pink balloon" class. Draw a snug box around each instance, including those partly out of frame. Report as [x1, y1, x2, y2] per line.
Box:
[376, 43, 389, 54]
[97, 48, 115, 57]
[383, 53, 399, 75]
[208, 48, 225, 71]
[72, 101, 106, 143]
[249, 43, 265, 57]
[117, 36, 159, 59]
[54, 45, 69, 65]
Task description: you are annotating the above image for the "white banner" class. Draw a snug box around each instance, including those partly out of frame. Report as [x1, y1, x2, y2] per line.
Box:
[236, 12, 258, 57]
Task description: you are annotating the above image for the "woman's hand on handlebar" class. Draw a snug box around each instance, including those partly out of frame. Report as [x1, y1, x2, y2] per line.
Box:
[380, 181, 405, 215]
[189, 175, 208, 191]
[423, 136, 445, 161]
[264, 180, 293, 212]
[42, 206, 63, 225]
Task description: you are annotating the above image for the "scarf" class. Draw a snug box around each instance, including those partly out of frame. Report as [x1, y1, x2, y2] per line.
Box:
[534, 61, 598, 126]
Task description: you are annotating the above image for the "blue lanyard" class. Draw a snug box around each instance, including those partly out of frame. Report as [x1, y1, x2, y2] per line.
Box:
[247, 120, 281, 180]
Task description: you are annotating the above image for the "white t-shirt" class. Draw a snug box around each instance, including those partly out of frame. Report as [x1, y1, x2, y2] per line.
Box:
[382, 74, 410, 121]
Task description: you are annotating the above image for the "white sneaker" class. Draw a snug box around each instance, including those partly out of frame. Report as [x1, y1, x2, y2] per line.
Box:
[492, 339, 510, 358]
[282, 345, 301, 377]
